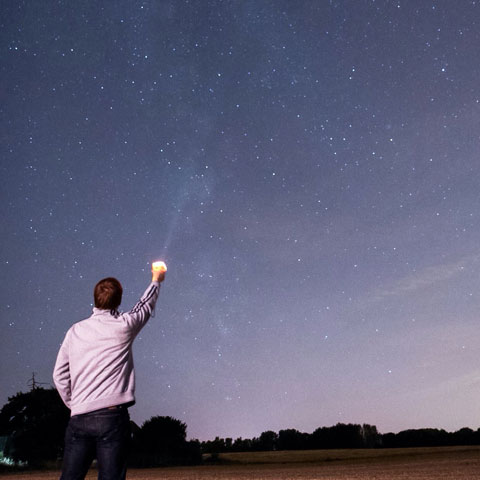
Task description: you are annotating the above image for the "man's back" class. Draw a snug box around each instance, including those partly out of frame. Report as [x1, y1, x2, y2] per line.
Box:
[60, 309, 138, 415]
[54, 282, 160, 415]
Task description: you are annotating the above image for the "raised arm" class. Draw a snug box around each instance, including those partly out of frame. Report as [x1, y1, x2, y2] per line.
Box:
[123, 264, 165, 333]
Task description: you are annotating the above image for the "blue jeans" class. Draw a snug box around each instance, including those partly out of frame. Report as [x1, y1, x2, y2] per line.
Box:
[60, 407, 130, 480]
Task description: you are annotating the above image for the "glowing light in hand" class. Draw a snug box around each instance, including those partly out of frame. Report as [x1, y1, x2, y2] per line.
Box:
[152, 261, 167, 273]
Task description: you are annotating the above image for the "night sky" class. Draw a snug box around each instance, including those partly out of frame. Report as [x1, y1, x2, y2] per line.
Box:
[2, 0, 480, 442]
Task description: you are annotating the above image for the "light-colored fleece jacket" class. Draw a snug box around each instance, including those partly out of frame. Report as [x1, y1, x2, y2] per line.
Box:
[53, 281, 160, 416]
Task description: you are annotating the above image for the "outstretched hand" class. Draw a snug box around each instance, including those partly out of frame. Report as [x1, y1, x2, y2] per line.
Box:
[152, 266, 166, 283]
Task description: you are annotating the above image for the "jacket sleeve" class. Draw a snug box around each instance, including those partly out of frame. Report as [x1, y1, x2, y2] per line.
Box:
[53, 333, 72, 409]
[123, 281, 160, 335]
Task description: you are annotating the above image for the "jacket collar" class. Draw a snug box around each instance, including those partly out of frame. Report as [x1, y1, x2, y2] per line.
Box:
[92, 307, 120, 318]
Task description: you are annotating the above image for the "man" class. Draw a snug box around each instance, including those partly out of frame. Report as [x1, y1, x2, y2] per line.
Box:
[53, 264, 165, 480]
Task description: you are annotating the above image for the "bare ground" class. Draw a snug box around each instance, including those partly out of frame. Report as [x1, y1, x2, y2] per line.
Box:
[2, 446, 480, 479]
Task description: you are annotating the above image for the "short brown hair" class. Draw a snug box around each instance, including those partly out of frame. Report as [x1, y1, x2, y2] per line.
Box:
[94, 277, 123, 310]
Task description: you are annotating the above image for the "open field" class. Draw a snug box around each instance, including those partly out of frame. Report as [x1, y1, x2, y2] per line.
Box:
[2, 446, 480, 479]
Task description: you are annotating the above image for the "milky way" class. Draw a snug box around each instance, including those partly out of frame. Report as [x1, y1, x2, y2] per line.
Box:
[2, 1, 480, 440]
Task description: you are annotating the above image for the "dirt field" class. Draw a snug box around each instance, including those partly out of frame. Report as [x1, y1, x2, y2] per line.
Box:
[2, 446, 480, 479]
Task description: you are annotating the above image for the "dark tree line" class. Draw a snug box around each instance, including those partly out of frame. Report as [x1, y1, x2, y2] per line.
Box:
[201, 423, 382, 454]
[201, 423, 480, 454]
[382, 427, 480, 448]
[2, 388, 480, 468]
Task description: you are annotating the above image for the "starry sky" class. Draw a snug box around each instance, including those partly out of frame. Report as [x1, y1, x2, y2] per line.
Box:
[2, 0, 480, 442]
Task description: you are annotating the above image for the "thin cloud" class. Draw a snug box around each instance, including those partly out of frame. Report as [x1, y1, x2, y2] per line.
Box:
[372, 254, 480, 302]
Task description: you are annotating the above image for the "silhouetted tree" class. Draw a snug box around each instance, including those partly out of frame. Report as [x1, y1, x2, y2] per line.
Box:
[361, 424, 381, 448]
[255, 430, 278, 451]
[382, 428, 450, 448]
[0, 388, 69, 466]
[311, 423, 362, 449]
[140, 415, 186, 448]
[233, 437, 252, 452]
[451, 427, 477, 446]
[201, 436, 226, 453]
[277, 429, 308, 450]
[130, 416, 200, 466]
